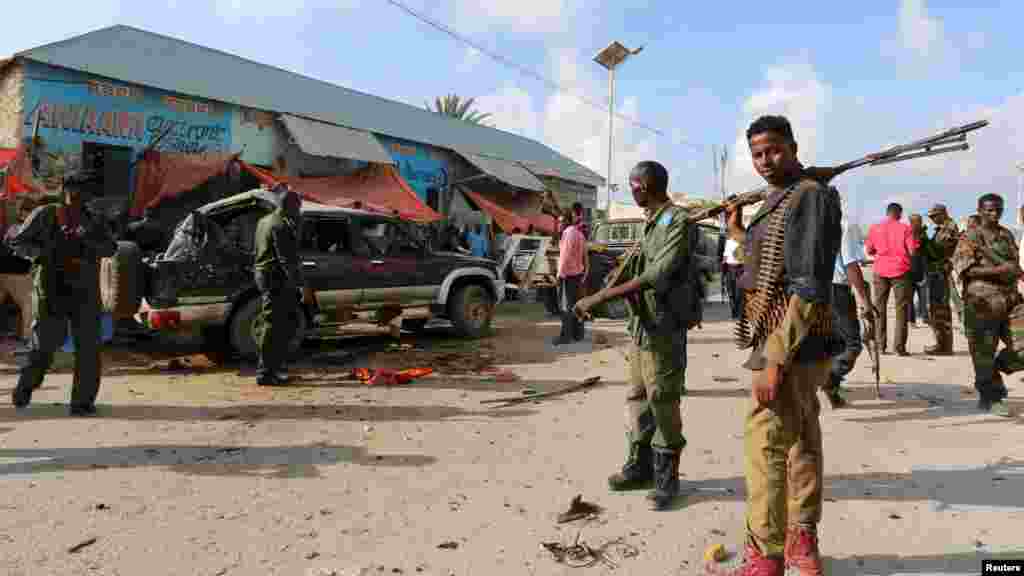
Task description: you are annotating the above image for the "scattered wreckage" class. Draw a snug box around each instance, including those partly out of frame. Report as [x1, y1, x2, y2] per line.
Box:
[98, 187, 505, 360]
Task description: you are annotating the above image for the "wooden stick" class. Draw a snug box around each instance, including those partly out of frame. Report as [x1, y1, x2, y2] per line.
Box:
[480, 376, 602, 405]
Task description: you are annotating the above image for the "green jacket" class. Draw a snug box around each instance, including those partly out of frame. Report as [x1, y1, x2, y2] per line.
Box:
[4, 203, 116, 315]
[921, 219, 959, 274]
[620, 201, 692, 349]
[253, 209, 303, 289]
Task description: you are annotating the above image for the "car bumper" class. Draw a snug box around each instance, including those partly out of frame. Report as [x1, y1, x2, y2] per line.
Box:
[139, 299, 231, 332]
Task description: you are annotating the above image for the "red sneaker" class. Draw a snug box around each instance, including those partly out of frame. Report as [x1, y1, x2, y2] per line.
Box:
[784, 526, 823, 576]
[705, 544, 783, 576]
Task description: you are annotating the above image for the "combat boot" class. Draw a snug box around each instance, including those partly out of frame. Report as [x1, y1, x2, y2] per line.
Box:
[704, 544, 784, 576]
[648, 448, 681, 511]
[784, 526, 823, 576]
[607, 442, 653, 491]
[924, 332, 953, 356]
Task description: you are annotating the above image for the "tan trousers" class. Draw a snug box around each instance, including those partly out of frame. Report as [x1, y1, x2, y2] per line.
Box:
[744, 359, 828, 557]
[873, 273, 911, 352]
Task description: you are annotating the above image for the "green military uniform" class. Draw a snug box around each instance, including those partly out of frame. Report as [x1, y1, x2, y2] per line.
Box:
[737, 176, 841, 564]
[951, 220, 1023, 416]
[252, 189, 304, 385]
[920, 204, 959, 354]
[606, 200, 693, 510]
[6, 185, 117, 415]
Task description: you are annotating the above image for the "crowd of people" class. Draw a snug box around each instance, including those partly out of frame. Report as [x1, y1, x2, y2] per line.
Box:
[574, 115, 1021, 575]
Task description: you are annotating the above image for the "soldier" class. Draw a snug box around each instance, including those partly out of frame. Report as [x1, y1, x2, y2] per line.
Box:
[6, 172, 117, 415]
[920, 204, 959, 355]
[710, 115, 842, 576]
[951, 194, 1022, 418]
[573, 160, 693, 511]
[253, 185, 313, 386]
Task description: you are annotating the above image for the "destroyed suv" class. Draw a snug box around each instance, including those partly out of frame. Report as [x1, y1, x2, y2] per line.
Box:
[103, 188, 504, 359]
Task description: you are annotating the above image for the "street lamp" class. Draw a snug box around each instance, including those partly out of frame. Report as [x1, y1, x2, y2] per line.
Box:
[594, 41, 643, 211]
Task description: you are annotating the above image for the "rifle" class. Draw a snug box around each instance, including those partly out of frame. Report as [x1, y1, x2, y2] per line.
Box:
[684, 119, 990, 224]
[861, 314, 881, 398]
[590, 119, 990, 320]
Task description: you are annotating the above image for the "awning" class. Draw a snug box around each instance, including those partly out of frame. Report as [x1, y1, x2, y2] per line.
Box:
[0, 148, 16, 170]
[132, 151, 236, 217]
[460, 186, 530, 234]
[280, 114, 394, 165]
[456, 149, 547, 192]
[240, 161, 441, 223]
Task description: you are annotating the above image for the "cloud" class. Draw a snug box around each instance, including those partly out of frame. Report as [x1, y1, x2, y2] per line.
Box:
[898, 0, 945, 59]
[474, 82, 540, 139]
[457, 46, 483, 75]
[451, 0, 570, 34]
[730, 60, 833, 194]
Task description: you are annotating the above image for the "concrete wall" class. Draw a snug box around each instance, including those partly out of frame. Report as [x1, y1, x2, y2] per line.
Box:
[233, 106, 275, 166]
[0, 63, 24, 149]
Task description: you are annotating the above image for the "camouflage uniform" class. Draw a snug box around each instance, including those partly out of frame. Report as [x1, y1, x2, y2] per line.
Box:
[920, 205, 959, 355]
[951, 219, 1023, 415]
[252, 189, 304, 385]
[5, 181, 117, 415]
[606, 201, 695, 511]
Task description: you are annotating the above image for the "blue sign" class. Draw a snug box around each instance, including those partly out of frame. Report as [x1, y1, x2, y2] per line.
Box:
[20, 62, 232, 188]
[380, 136, 448, 201]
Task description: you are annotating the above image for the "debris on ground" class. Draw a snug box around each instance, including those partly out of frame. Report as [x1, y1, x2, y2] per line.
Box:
[352, 367, 434, 386]
[541, 535, 638, 569]
[481, 376, 601, 407]
[68, 536, 98, 554]
[712, 376, 739, 383]
[149, 354, 217, 373]
[556, 495, 603, 523]
[437, 541, 459, 550]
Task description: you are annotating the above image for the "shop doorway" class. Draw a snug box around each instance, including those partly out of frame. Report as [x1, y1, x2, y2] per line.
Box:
[82, 142, 133, 200]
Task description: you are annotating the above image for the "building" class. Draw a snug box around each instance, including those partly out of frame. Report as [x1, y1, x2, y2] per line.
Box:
[0, 25, 603, 235]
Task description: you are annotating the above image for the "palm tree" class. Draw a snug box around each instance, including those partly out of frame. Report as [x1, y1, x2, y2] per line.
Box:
[425, 94, 492, 125]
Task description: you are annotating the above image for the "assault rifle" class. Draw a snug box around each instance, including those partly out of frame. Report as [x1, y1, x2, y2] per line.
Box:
[685, 119, 990, 223]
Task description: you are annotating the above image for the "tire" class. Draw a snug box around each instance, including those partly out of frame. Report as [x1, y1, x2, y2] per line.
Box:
[228, 296, 308, 361]
[100, 241, 142, 319]
[401, 318, 429, 332]
[448, 283, 494, 338]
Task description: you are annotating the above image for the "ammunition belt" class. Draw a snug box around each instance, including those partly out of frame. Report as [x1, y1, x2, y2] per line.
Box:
[734, 190, 794, 350]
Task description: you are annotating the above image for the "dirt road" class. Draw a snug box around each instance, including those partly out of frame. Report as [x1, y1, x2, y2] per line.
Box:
[0, 302, 1021, 575]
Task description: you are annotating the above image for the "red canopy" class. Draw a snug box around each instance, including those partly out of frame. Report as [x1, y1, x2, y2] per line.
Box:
[131, 150, 236, 217]
[461, 186, 557, 235]
[238, 161, 442, 223]
[0, 148, 15, 170]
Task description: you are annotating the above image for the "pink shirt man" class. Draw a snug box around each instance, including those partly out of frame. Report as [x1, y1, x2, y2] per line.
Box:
[865, 216, 919, 278]
[558, 223, 587, 278]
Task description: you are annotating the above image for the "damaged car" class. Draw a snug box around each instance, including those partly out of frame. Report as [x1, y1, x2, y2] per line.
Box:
[100, 188, 505, 359]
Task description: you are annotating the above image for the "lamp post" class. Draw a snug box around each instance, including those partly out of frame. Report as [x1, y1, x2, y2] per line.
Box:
[594, 41, 643, 211]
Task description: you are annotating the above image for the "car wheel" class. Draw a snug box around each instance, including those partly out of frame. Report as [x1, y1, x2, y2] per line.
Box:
[401, 318, 429, 332]
[228, 296, 308, 361]
[449, 283, 494, 338]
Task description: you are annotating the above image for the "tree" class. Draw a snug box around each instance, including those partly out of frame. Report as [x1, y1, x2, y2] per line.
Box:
[425, 94, 492, 125]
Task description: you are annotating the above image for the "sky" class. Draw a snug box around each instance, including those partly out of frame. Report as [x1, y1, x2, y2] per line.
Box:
[1, 0, 1022, 227]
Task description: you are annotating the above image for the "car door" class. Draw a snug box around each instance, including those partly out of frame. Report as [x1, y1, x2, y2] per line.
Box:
[298, 215, 363, 316]
[349, 216, 420, 304]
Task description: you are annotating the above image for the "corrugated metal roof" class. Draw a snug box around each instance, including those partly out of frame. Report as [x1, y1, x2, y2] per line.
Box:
[281, 114, 394, 165]
[455, 149, 546, 192]
[16, 25, 605, 188]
